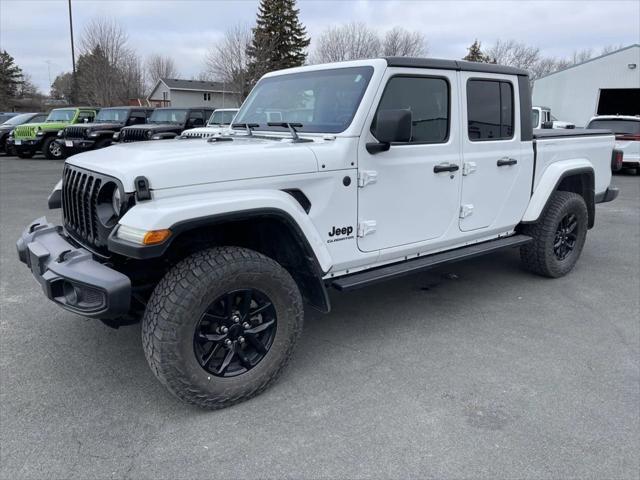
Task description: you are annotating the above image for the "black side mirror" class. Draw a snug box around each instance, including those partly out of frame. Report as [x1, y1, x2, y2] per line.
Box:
[367, 109, 412, 154]
[541, 120, 554, 129]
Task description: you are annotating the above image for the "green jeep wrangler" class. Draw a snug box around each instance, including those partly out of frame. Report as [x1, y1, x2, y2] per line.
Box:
[10, 107, 99, 159]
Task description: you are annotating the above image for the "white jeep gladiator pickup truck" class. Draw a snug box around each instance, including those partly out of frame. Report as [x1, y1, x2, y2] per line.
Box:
[17, 58, 620, 409]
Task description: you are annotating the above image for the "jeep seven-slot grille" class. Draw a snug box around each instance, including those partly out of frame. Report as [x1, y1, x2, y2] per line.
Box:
[120, 128, 148, 142]
[13, 125, 37, 139]
[65, 126, 86, 139]
[61, 165, 126, 253]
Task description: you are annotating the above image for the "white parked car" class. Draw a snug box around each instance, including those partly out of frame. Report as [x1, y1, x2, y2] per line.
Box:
[180, 108, 239, 139]
[18, 58, 620, 409]
[587, 115, 640, 173]
[532, 106, 575, 129]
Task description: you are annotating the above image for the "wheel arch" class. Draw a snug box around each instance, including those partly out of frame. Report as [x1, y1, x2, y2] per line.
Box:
[522, 162, 595, 228]
[110, 192, 333, 313]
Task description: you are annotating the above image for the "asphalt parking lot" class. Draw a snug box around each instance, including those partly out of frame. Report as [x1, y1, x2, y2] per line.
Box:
[1, 155, 638, 480]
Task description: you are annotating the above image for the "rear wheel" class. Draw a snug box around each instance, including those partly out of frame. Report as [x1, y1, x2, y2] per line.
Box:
[520, 191, 588, 278]
[142, 246, 304, 409]
[43, 137, 65, 160]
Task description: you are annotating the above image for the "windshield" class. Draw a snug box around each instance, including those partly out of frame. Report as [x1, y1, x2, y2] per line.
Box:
[96, 108, 129, 123]
[531, 109, 540, 127]
[2, 113, 34, 126]
[587, 119, 640, 135]
[233, 66, 374, 134]
[208, 110, 237, 126]
[149, 109, 187, 124]
[46, 109, 76, 122]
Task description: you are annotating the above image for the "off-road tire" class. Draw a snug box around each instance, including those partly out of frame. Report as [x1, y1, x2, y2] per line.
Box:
[520, 191, 588, 278]
[16, 150, 34, 159]
[43, 136, 65, 160]
[142, 246, 304, 409]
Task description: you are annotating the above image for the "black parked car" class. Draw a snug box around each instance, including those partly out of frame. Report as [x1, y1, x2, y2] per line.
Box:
[0, 112, 47, 155]
[57, 106, 154, 155]
[117, 107, 213, 143]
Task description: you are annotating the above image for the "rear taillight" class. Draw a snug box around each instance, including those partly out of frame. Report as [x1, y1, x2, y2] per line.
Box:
[615, 134, 640, 141]
[611, 149, 624, 171]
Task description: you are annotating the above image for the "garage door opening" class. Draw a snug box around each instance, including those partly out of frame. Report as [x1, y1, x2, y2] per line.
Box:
[597, 88, 640, 116]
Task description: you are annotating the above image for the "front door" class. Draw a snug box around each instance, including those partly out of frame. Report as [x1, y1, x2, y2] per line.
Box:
[458, 73, 532, 232]
[357, 69, 462, 252]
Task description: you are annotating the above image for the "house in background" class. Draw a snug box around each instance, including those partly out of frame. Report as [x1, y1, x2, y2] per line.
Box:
[147, 79, 240, 109]
[533, 44, 640, 127]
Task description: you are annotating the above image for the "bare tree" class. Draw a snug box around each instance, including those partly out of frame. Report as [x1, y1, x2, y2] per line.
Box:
[205, 24, 252, 100]
[487, 39, 541, 71]
[76, 16, 143, 105]
[146, 54, 178, 89]
[311, 22, 381, 63]
[382, 27, 427, 57]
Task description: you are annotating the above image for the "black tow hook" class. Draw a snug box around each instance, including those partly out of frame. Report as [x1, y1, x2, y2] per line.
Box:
[56, 249, 72, 263]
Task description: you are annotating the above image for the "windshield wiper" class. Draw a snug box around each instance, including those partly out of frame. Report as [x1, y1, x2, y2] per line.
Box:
[231, 123, 259, 136]
[267, 122, 312, 143]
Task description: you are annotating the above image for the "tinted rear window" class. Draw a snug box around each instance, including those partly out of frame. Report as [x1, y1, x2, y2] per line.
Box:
[587, 119, 640, 135]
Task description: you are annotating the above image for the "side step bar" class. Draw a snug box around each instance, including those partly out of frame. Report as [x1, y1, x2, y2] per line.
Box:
[330, 234, 532, 292]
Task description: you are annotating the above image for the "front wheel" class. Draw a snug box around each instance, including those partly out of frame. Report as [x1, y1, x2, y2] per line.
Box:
[43, 137, 65, 160]
[520, 191, 588, 278]
[142, 246, 304, 409]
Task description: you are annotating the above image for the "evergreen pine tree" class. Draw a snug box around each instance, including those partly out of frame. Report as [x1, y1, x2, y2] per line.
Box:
[0, 50, 24, 110]
[246, 0, 310, 87]
[463, 40, 493, 63]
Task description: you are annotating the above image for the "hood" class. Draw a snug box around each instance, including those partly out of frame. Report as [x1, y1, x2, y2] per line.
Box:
[181, 125, 229, 138]
[122, 124, 182, 134]
[66, 136, 319, 191]
[76, 122, 124, 131]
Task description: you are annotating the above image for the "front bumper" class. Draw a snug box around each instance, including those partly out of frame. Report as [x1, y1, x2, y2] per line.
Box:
[56, 138, 96, 151]
[16, 217, 131, 319]
[13, 137, 43, 151]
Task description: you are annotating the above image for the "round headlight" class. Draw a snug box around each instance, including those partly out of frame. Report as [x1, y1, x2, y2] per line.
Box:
[146, 130, 153, 138]
[57, 130, 64, 138]
[96, 182, 119, 227]
[36, 130, 45, 136]
[112, 188, 122, 214]
[84, 128, 92, 137]
[112, 132, 120, 140]
[8, 130, 14, 137]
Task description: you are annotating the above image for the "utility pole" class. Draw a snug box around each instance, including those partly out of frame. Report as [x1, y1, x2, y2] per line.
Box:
[68, 0, 77, 102]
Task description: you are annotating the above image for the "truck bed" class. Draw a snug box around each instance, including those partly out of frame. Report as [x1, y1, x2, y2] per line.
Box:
[532, 129, 614, 197]
[533, 128, 612, 138]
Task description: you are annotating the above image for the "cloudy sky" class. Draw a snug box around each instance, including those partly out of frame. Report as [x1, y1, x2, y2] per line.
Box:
[1, 0, 639, 93]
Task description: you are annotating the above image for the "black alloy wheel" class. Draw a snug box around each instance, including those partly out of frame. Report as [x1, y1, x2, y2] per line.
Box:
[553, 213, 578, 260]
[193, 288, 277, 378]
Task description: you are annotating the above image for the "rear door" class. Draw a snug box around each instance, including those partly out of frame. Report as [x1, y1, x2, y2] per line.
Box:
[458, 74, 532, 232]
[357, 69, 462, 252]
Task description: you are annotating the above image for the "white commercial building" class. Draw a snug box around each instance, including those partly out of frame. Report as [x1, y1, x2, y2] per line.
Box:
[533, 44, 640, 127]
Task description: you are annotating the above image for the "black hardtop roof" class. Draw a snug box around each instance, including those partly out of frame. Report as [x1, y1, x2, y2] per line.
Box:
[99, 106, 153, 110]
[384, 57, 529, 77]
[153, 106, 211, 111]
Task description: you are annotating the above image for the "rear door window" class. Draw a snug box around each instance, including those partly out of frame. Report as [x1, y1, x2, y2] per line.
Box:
[467, 79, 514, 140]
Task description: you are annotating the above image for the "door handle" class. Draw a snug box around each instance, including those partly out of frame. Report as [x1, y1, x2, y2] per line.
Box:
[433, 163, 460, 173]
[497, 158, 517, 166]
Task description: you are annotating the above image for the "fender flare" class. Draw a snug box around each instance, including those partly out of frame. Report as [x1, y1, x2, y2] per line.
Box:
[522, 159, 595, 224]
[109, 189, 333, 273]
